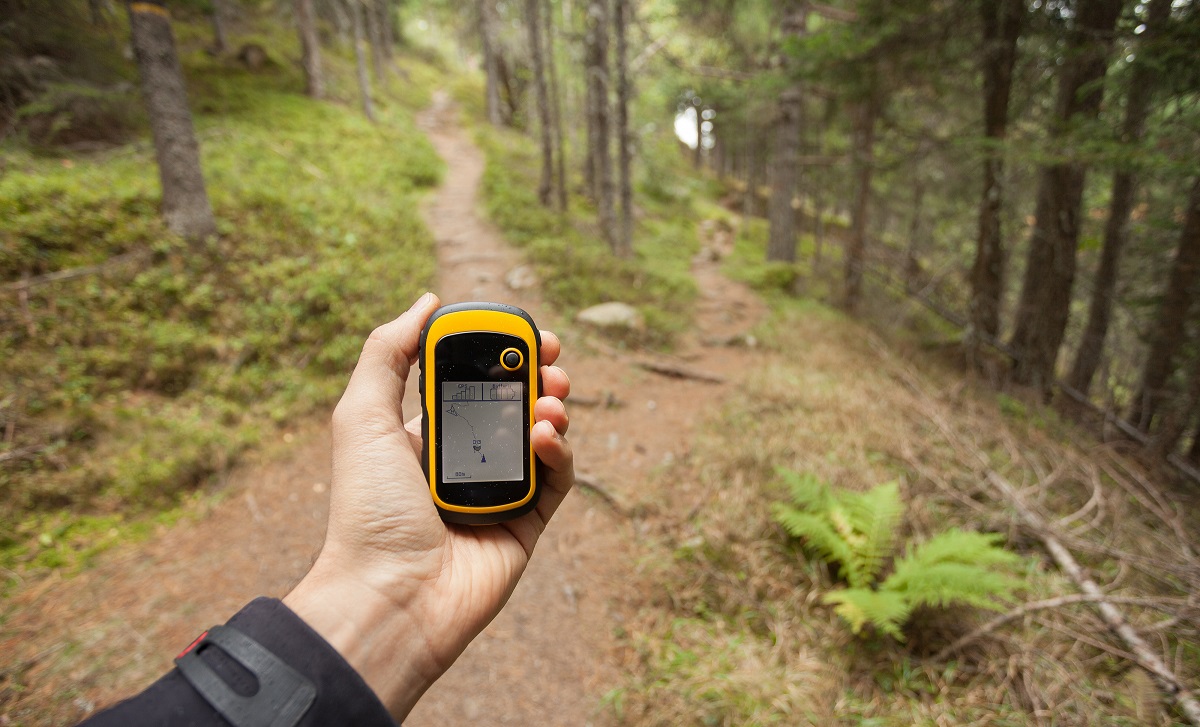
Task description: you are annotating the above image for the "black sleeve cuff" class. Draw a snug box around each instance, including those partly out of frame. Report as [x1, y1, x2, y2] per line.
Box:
[80, 597, 398, 727]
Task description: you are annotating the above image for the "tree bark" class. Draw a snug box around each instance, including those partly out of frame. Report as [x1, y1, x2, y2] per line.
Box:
[348, 0, 376, 122]
[1153, 347, 1200, 458]
[969, 0, 1022, 340]
[584, 0, 616, 248]
[376, 0, 394, 62]
[1008, 0, 1123, 394]
[1130, 176, 1200, 431]
[766, 2, 807, 264]
[904, 172, 926, 294]
[1189, 413, 1200, 465]
[89, 0, 113, 25]
[766, 88, 802, 263]
[209, 0, 228, 53]
[613, 0, 633, 257]
[295, 0, 324, 99]
[1068, 0, 1171, 396]
[843, 86, 880, 313]
[364, 0, 386, 81]
[126, 0, 216, 241]
[525, 0, 553, 207]
[478, 0, 503, 126]
[543, 0, 568, 212]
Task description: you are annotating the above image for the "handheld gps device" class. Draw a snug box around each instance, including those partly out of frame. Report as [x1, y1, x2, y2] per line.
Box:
[419, 302, 541, 525]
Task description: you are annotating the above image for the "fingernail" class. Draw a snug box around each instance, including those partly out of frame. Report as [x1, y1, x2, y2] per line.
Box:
[409, 292, 433, 312]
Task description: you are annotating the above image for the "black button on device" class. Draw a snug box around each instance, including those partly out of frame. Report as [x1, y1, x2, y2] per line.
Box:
[503, 350, 521, 369]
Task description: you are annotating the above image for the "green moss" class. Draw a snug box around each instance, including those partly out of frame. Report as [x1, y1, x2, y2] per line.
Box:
[0, 26, 442, 577]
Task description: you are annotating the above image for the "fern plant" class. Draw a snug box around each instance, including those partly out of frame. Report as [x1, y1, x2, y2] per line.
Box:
[771, 469, 1022, 640]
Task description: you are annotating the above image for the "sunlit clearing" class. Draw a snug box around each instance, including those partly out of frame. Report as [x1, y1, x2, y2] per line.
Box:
[674, 107, 698, 149]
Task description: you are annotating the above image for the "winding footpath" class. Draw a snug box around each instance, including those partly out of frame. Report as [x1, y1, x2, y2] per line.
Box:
[0, 92, 767, 726]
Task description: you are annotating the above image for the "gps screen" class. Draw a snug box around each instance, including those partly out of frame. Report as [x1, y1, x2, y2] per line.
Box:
[441, 381, 524, 482]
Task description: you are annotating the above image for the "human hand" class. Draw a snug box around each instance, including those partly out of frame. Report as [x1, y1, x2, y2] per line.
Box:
[283, 292, 574, 720]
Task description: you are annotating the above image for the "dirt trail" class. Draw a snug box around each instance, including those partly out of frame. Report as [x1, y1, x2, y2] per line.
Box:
[0, 93, 767, 726]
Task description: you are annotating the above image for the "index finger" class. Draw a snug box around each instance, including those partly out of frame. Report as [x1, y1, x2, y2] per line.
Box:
[540, 330, 561, 367]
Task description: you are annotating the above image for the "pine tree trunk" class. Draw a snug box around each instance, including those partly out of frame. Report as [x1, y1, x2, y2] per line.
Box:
[843, 89, 880, 313]
[89, 0, 111, 25]
[348, 0, 376, 122]
[364, 0, 386, 81]
[1153, 349, 1200, 458]
[209, 0, 227, 53]
[543, 0, 568, 212]
[766, 88, 802, 263]
[905, 174, 926, 294]
[742, 133, 758, 220]
[766, 3, 807, 264]
[970, 0, 1022, 340]
[1130, 176, 1200, 431]
[295, 0, 324, 99]
[376, 0, 394, 62]
[613, 0, 633, 257]
[478, 0, 502, 126]
[525, 0, 553, 207]
[126, 0, 216, 241]
[584, 0, 616, 248]
[331, 0, 351, 46]
[1008, 0, 1123, 395]
[1189, 414, 1200, 465]
[1068, 0, 1170, 396]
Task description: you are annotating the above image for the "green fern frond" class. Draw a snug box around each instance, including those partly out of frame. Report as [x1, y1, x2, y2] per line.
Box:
[883, 562, 1017, 610]
[839, 481, 903, 588]
[897, 529, 1021, 570]
[775, 467, 829, 510]
[823, 588, 911, 640]
[771, 504, 856, 579]
[883, 530, 1021, 612]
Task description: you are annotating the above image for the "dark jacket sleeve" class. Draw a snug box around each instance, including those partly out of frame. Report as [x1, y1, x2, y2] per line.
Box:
[79, 597, 398, 727]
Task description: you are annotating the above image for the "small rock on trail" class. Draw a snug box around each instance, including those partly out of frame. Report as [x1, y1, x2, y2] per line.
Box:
[575, 302, 644, 331]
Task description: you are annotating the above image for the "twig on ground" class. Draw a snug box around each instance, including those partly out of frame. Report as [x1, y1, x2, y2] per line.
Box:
[0, 442, 53, 464]
[633, 360, 725, 384]
[0, 250, 149, 293]
[575, 472, 628, 517]
[934, 594, 1191, 661]
[984, 470, 1200, 724]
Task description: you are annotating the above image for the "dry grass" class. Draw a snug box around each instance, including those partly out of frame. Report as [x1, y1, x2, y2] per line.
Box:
[610, 297, 1199, 726]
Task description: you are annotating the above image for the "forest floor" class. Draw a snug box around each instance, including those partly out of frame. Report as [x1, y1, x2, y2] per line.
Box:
[0, 92, 767, 726]
[4, 89, 1199, 726]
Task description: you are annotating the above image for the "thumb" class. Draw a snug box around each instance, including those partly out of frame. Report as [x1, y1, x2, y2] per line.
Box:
[332, 292, 441, 433]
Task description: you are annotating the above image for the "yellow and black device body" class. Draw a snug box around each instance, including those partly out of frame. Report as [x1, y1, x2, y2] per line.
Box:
[419, 302, 541, 525]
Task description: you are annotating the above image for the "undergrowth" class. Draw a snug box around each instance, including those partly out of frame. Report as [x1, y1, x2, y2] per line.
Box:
[0, 9, 443, 579]
[610, 297, 1177, 725]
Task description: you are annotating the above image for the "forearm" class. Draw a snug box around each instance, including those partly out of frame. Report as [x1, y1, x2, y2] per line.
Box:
[79, 598, 399, 727]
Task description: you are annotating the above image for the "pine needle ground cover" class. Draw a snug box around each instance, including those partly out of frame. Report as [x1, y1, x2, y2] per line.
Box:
[609, 297, 1196, 725]
[1, 21, 442, 581]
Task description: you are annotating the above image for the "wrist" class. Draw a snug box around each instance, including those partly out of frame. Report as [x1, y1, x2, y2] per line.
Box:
[283, 558, 442, 721]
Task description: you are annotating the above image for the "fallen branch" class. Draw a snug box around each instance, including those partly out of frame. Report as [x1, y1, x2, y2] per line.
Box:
[887, 355, 1200, 724]
[585, 337, 725, 384]
[934, 594, 1192, 662]
[575, 472, 627, 517]
[633, 360, 725, 384]
[0, 442, 52, 464]
[984, 469, 1200, 725]
[0, 250, 149, 293]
